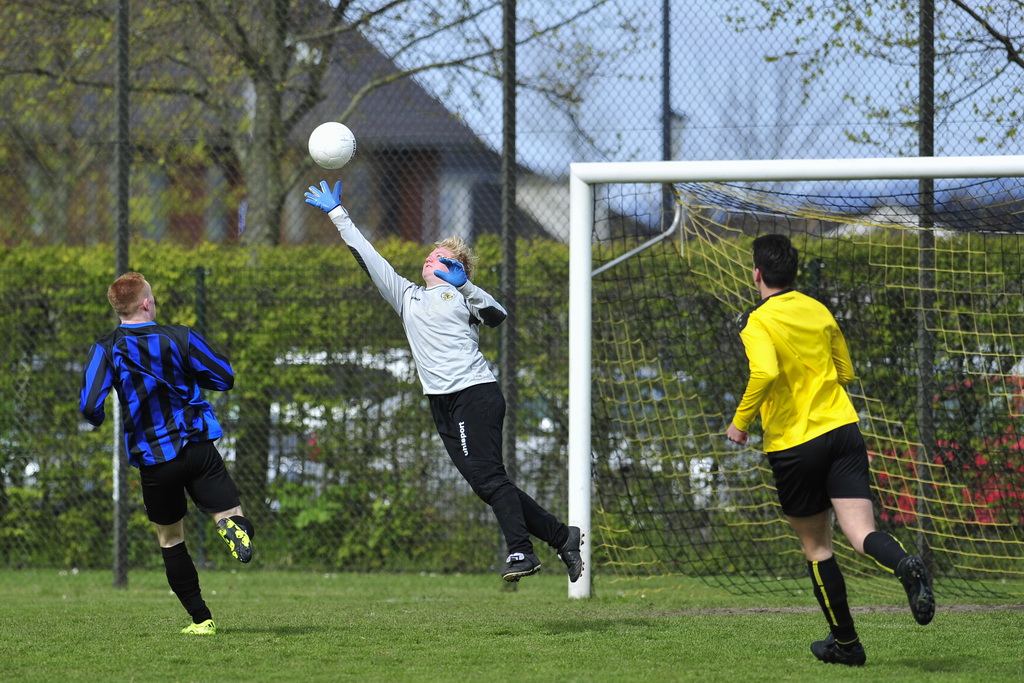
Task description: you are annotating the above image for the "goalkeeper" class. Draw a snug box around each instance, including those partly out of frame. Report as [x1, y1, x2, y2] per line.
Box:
[726, 234, 934, 667]
[305, 180, 583, 583]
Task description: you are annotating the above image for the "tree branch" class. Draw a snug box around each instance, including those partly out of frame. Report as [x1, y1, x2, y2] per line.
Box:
[948, 0, 1024, 70]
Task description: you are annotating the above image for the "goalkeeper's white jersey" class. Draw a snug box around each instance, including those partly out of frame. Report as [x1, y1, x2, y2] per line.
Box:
[329, 206, 506, 395]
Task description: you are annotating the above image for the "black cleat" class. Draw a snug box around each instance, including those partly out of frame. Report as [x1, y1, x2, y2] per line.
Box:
[217, 518, 253, 563]
[897, 555, 935, 625]
[811, 633, 866, 667]
[502, 552, 541, 582]
[557, 526, 585, 583]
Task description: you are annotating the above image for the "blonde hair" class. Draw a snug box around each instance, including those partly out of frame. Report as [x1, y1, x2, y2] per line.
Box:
[435, 236, 480, 280]
[107, 272, 148, 318]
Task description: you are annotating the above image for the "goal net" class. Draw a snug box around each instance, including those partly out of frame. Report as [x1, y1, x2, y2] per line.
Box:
[567, 156, 1024, 601]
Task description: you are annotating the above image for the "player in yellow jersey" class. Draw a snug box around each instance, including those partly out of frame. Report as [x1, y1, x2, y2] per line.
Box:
[727, 234, 934, 667]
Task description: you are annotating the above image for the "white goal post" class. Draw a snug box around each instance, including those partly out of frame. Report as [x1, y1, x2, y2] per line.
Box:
[566, 154, 1024, 599]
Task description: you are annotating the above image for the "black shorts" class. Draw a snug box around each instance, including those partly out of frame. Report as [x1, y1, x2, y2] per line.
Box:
[139, 440, 241, 525]
[767, 422, 873, 517]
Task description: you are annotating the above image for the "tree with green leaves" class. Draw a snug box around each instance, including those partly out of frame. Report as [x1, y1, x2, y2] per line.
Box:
[0, 0, 641, 508]
[728, 0, 1023, 153]
[0, 0, 641, 245]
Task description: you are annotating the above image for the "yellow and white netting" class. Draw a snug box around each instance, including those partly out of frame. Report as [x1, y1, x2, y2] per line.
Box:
[589, 177, 1024, 599]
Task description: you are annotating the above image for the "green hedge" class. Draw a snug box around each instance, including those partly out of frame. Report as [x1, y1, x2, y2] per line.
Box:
[3, 233, 1024, 581]
[0, 237, 571, 571]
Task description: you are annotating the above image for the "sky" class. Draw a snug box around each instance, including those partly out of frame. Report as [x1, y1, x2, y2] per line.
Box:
[358, 0, 1024, 227]
[370, 1, 1019, 179]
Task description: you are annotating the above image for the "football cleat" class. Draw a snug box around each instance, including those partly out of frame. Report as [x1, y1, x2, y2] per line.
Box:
[217, 518, 252, 563]
[897, 555, 935, 625]
[502, 552, 541, 582]
[557, 526, 585, 583]
[181, 619, 217, 635]
[811, 633, 866, 666]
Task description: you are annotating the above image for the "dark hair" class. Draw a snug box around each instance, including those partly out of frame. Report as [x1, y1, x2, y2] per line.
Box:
[752, 234, 798, 288]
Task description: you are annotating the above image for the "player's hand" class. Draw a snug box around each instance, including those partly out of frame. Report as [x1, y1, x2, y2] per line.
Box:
[304, 180, 343, 213]
[726, 423, 748, 445]
[434, 256, 468, 287]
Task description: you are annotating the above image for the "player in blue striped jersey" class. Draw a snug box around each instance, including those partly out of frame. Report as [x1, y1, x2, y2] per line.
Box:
[79, 272, 254, 635]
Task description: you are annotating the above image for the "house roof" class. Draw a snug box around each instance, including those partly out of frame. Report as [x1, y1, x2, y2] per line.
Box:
[301, 30, 491, 153]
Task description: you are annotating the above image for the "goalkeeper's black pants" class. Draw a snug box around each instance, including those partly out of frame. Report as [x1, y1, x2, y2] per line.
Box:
[430, 382, 569, 555]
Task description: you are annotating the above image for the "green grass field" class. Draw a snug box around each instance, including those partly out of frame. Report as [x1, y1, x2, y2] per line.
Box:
[1, 569, 1021, 682]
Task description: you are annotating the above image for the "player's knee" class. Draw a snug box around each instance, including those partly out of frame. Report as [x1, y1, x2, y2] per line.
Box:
[471, 473, 514, 503]
[157, 528, 186, 548]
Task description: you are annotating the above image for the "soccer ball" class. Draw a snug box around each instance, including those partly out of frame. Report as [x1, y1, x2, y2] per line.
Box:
[308, 122, 357, 169]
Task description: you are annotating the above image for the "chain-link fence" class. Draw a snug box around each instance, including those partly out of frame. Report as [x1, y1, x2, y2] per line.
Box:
[2, 1, 1021, 574]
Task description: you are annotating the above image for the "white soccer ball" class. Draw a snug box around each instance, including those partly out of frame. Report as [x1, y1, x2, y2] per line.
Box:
[308, 122, 357, 169]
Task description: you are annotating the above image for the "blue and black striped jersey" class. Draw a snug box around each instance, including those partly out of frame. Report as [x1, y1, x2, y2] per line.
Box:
[79, 322, 234, 467]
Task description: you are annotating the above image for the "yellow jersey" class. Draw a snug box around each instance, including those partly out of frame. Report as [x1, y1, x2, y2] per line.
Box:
[732, 289, 860, 451]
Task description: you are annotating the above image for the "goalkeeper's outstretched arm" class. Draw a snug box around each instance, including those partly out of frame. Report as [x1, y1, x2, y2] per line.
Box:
[304, 180, 411, 313]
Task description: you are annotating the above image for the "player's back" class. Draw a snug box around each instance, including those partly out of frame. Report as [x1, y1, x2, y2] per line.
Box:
[744, 289, 858, 450]
[103, 323, 224, 464]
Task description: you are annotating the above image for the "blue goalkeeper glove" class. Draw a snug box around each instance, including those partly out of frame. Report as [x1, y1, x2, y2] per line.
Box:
[304, 180, 343, 213]
[435, 256, 467, 287]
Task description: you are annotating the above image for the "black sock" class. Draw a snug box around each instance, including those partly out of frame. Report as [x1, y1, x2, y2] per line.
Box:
[230, 515, 255, 540]
[808, 556, 858, 644]
[863, 530, 908, 573]
[162, 543, 212, 624]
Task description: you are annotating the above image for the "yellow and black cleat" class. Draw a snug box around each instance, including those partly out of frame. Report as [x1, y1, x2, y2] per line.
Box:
[216, 518, 253, 563]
